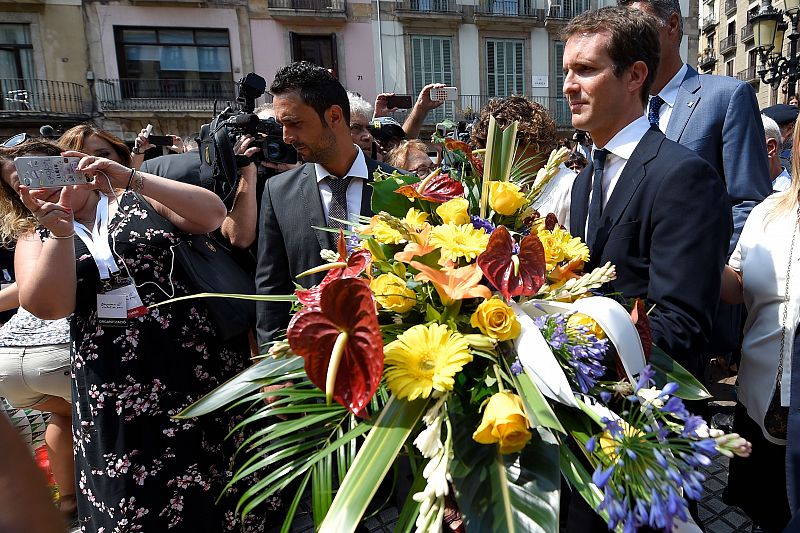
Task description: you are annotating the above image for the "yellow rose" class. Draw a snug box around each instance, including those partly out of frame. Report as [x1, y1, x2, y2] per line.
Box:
[488, 181, 527, 216]
[436, 198, 470, 225]
[472, 392, 532, 454]
[402, 208, 429, 229]
[370, 273, 416, 313]
[567, 312, 606, 339]
[470, 297, 521, 342]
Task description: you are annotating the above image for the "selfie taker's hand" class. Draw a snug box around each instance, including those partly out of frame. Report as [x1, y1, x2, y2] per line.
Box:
[62, 150, 130, 192]
[133, 128, 153, 154]
[374, 92, 396, 117]
[416, 83, 446, 111]
[19, 185, 74, 237]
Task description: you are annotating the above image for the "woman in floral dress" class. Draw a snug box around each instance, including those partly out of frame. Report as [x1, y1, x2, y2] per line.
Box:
[4, 139, 262, 532]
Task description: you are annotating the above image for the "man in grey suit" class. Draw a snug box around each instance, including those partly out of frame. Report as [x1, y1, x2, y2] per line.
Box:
[255, 62, 394, 346]
[623, 0, 771, 254]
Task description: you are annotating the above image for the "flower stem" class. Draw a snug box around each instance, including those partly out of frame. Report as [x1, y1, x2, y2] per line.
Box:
[494, 364, 506, 392]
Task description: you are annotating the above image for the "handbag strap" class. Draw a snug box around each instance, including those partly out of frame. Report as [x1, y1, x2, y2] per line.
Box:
[776, 206, 800, 389]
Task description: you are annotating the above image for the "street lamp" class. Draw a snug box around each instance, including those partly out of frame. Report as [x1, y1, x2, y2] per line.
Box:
[751, 0, 800, 96]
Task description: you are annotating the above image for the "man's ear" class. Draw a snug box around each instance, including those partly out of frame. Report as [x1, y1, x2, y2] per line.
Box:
[325, 105, 345, 128]
[767, 137, 779, 158]
[628, 61, 649, 97]
[667, 12, 681, 39]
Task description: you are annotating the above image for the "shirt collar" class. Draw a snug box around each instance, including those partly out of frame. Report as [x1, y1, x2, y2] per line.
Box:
[655, 63, 688, 108]
[593, 116, 651, 161]
[315, 145, 367, 182]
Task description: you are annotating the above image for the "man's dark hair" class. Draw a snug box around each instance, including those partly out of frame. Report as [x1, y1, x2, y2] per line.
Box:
[270, 62, 350, 125]
[618, 0, 684, 39]
[562, 6, 660, 105]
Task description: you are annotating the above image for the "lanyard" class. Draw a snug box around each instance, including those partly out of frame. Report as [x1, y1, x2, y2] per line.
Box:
[73, 195, 120, 280]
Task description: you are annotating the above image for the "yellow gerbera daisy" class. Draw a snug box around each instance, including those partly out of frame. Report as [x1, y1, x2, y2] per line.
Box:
[538, 226, 590, 269]
[384, 323, 473, 400]
[430, 224, 490, 262]
[402, 208, 429, 230]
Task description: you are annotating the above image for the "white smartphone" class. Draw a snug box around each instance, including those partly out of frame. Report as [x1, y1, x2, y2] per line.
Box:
[14, 156, 88, 188]
[144, 124, 153, 139]
[430, 86, 458, 102]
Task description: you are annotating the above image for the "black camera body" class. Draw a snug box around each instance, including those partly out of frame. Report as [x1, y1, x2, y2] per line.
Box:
[198, 73, 296, 209]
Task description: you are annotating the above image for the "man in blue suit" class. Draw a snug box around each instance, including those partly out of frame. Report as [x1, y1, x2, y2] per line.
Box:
[622, 0, 771, 255]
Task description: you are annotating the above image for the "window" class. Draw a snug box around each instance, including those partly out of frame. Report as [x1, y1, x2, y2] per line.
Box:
[553, 40, 570, 126]
[114, 27, 233, 99]
[486, 39, 524, 97]
[727, 20, 736, 37]
[290, 33, 338, 76]
[726, 59, 734, 77]
[0, 24, 34, 79]
[411, 36, 454, 123]
[706, 33, 715, 53]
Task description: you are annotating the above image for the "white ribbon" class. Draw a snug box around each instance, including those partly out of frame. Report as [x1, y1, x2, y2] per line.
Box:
[73, 194, 120, 280]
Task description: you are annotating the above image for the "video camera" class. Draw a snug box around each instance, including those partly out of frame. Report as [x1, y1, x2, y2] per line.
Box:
[198, 73, 297, 209]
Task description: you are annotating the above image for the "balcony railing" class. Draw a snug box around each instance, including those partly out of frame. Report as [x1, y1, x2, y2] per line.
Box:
[701, 14, 718, 31]
[268, 0, 345, 11]
[736, 65, 759, 83]
[547, 2, 591, 19]
[392, 94, 572, 128]
[741, 23, 754, 42]
[0, 79, 84, 115]
[396, 0, 459, 12]
[724, 0, 736, 14]
[698, 50, 718, 70]
[720, 34, 737, 54]
[96, 78, 238, 112]
[475, 0, 540, 17]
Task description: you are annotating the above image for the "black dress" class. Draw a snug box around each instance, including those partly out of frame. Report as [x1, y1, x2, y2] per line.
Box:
[67, 192, 265, 532]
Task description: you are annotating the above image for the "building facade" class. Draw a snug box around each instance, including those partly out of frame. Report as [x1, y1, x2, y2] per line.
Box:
[1, 0, 697, 142]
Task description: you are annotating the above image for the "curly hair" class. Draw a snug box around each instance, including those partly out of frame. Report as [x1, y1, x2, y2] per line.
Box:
[470, 96, 557, 156]
[347, 91, 373, 121]
[58, 124, 131, 166]
[0, 139, 63, 244]
[270, 61, 350, 124]
[385, 139, 429, 170]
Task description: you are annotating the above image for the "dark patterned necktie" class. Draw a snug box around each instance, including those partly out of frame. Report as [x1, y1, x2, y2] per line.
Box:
[648, 95, 666, 128]
[327, 177, 351, 232]
[587, 148, 609, 248]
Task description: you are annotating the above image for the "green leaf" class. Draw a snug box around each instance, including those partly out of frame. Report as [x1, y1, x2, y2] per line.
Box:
[480, 115, 520, 218]
[176, 356, 305, 418]
[369, 174, 420, 217]
[559, 444, 608, 523]
[149, 292, 297, 310]
[650, 345, 711, 400]
[318, 396, 429, 533]
[393, 456, 427, 533]
[513, 372, 565, 434]
[281, 469, 313, 533]
[449, 397, 560, 533]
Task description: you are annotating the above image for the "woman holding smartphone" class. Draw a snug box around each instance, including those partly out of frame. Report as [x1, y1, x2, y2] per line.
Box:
[2, 139, 263, 532]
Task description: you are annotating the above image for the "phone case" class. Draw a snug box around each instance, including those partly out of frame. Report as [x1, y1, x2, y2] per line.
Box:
[14, 156, 88, 188]
[430, 87, 458, 101]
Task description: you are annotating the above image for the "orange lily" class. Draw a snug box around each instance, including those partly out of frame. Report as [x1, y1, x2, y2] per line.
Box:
[411, 261, 491, 306]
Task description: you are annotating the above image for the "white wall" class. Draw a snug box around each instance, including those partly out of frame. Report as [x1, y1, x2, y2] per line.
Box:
[459, 24, 481, 95]
[373, 19, 406, 93]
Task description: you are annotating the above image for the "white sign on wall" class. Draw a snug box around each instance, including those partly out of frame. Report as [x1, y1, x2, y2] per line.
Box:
[532, 75, 548, 88]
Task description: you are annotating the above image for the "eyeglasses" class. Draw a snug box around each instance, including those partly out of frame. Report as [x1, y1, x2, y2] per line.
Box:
[408, 164, 437, 178]
[1, 133, 27, 148]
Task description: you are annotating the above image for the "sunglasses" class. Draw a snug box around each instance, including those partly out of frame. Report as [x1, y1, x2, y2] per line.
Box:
[1, 133, 27, 148]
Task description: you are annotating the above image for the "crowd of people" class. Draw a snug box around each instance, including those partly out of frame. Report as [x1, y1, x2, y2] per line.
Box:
[2, 0, 800, 531]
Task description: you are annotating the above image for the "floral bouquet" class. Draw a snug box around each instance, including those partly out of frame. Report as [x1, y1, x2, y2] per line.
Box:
[173, 117, 750, 532]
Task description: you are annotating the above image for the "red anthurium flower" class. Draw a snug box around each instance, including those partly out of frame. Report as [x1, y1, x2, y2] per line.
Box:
[395, 172, 465, 204]
[288, 278, 383, 418]
[477, 225, 546, 301]
[295, 237, 373, 308]
[444, 138, 483, 177]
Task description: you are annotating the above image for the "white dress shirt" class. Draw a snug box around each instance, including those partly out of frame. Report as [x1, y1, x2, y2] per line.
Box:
[315, 145, 367, 231]
[585, 116, 652, 235]
[731, 196, 800, 444]
[648, 63, 689, 131]
[773, 167, 792, 193]
[531, 163, 577, 229]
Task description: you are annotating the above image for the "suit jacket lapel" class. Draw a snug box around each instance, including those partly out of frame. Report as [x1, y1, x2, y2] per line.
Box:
[589, 129, 662, 255]
[665, 65, 701, 142]
[362, 158, 378, 217]
[298, 163, 336, 250]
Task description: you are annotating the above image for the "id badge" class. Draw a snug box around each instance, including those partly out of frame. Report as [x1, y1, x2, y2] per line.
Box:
[97, 293, 127, 327]
[97, 275, 148, 327]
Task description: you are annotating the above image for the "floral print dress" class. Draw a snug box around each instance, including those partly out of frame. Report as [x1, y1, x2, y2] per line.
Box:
[66, 192, 262, 532]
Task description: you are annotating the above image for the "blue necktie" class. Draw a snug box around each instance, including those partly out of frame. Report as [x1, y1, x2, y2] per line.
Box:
[587, 149, 609, 248]
[648, 95, 665, 128]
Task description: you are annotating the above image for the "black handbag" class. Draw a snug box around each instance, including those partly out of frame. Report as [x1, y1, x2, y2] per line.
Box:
[173, 233, 255, 340]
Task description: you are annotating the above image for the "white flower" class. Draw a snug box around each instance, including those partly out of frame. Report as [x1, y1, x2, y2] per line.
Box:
[413, 415, 443, 458]
[636, 387, 665, 409]
[320, 249, 339, 262]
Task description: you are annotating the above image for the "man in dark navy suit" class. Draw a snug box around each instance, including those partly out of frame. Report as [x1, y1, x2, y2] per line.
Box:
[563, 7, 731, 379]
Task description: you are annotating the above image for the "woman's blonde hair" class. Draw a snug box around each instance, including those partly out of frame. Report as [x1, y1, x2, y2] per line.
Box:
[0, 139, 63, 245]
[385, 139, 429, 170]
[59, 124, 131, 166]
[767, 116, 800, 225]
